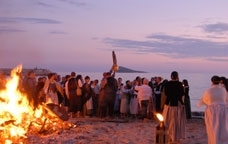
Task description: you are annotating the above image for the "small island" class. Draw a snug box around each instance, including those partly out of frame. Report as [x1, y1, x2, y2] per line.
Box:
[116, 66, 146, 73]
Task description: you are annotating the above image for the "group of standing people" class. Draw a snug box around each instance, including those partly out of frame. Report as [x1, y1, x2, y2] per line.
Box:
[163, 72, 228, 144]
[7, 69, 228, 143]
[1, 70, 192, 121]
[20, 71, 64, 109]
[22, 70, 228, 144]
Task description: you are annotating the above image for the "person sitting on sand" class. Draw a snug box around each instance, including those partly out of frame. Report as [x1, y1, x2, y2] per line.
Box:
[198, 75, 228, 144]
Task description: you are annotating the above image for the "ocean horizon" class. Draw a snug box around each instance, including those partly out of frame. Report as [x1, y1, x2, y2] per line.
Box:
[57, 71, 228, 112]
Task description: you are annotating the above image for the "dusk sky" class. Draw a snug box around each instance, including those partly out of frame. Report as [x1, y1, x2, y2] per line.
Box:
[1, 0, 228, 73]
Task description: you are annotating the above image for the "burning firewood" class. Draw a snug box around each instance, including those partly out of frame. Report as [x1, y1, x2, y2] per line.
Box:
[0, 120, 15, 126]
[0, 65, 75, 144]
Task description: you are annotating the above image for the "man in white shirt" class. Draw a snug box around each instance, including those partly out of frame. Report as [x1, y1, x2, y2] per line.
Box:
[134, 78, 153, 119]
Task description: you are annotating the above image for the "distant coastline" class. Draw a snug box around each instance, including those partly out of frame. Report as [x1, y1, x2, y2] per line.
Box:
[0, 65, 145, 76]
[0, 67, 52, 76]
[117, 66, 146, 73]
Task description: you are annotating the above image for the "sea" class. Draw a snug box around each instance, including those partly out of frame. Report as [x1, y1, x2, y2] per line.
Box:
[57, 71, 228, 112]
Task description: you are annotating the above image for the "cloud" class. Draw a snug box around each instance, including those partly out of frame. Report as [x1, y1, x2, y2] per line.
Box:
[206, 57, 228, 62]
[36, 2, 53, 8]
[0, 27, 26, 34]
[0, 17, 61, 24]
[201, 22, 228, 33]
[91, 37, 99, 40]
[50, 30, 68, 34]
[58, 0, 86, 7]
[104, 34, 228, 61]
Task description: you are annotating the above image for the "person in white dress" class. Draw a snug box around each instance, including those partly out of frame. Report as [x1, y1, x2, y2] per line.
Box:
[130, 79, 139, 118]
[198, 75, 228, 144]
[43, 73, 63, 105]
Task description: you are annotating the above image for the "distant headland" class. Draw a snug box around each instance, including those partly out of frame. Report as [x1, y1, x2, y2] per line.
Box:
[0, 67, 52, 76]
[116, 66, 146, 73]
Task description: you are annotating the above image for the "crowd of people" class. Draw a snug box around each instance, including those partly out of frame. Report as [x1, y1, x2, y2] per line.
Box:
[2, 69, 228, 143]
[0, 70, 192, 119]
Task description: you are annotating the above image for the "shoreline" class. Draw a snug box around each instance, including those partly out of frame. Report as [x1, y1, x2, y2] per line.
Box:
[0, 68, 52, 76]
[24, 117, 207, 144]
[191, 111, 204, 118]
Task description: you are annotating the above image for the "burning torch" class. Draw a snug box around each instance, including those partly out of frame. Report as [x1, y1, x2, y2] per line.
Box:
[155, 113, 169, 144]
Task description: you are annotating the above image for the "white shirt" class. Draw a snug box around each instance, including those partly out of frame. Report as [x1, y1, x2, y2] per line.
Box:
[134, 84, 152, 101]
[198, 85, 227, 107]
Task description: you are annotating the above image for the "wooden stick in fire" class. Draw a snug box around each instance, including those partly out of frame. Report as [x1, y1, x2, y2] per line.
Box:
[39, 118, 47, 133]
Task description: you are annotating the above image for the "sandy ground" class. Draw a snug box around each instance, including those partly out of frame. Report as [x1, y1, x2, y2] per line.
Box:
[24, 117, 207, 144]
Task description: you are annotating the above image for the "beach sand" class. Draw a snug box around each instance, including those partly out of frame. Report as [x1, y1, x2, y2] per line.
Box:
[25, 117, 207, 144]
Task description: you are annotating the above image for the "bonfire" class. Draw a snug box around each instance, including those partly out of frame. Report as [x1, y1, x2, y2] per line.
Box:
[0, 65, 74, 144]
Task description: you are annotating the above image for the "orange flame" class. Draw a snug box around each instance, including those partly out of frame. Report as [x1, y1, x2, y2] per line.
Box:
[155, 113, 164, 122]
[0, 65, 43, 143]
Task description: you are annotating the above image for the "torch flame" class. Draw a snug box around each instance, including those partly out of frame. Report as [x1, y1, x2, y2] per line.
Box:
[156, 113, 164, 122]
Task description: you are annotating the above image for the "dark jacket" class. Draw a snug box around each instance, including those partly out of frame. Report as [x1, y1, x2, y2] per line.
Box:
[165, 80, 184, 106]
